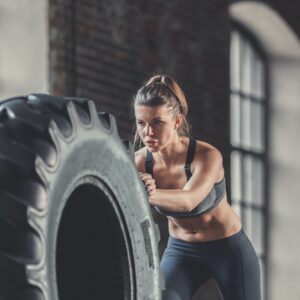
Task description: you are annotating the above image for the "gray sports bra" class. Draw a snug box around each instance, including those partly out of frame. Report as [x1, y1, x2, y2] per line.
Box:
[145, 138, 226, 218]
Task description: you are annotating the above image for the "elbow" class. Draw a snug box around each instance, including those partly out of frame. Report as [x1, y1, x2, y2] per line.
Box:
[185, 203, 198, 213]
[177, 198, 192, 213]
[184, 195, 199, 213]
[183, 205, 192, 213]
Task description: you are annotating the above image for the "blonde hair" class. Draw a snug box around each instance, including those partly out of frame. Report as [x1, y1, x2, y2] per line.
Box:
[133, 74, 190, 148]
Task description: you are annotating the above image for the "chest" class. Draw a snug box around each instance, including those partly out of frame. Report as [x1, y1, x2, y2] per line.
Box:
[152, 163, 190, 189]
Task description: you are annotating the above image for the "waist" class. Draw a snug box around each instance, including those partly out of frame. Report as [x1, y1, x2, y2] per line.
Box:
[168, 228, 247, 252]
[168, 199, 242, 241]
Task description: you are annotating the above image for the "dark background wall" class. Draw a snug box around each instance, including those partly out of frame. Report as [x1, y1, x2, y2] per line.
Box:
[49, 0, 230, 167]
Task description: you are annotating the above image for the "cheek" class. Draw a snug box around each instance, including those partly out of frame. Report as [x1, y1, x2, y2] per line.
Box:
[164, 130, 174, 141]
[158, 125, 174, 141]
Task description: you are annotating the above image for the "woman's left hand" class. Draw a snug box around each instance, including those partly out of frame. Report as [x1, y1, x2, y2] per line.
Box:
[139, 172, 156, 196]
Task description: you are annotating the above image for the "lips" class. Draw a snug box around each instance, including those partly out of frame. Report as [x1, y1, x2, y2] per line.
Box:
[145, 140, 156, 146]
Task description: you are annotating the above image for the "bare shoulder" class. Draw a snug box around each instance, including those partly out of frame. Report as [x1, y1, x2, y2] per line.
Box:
[195, 140, 222, 160]
[193, 140, 223, 174]
[134, 147, 147, 173]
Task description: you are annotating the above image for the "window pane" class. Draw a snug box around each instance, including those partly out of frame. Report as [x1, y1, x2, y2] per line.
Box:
[230, 30, 241, 91]
[243, 155, 252, 204]
[242, 155, 265, 207]
[252, 53, 265, 99]
[243, 207, 252, 238]
[252, 209, 264, 255]
[241, 38, 252, 95]
[231, 151, 242, 202]
[252, 158, 265, 207]
[230, 94, 241, 146]
[251, 101, 265, 152]
[241, 98, 251, 149]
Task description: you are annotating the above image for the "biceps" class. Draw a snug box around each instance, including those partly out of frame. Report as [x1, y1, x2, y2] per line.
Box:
[184, 150, 223, 193]
[182, 174, 215, 203]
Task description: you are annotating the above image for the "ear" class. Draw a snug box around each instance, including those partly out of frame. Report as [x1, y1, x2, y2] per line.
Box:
[174, 114, 183, 130]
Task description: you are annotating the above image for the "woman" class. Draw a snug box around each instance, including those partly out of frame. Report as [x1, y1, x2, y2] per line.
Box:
[134, 74, 261, 300]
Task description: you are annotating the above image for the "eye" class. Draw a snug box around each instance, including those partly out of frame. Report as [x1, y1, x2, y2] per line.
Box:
[153, 120, 163, 126]
[136, 121, 145, 127]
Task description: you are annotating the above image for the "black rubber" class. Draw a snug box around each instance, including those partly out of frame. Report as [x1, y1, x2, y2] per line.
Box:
[0, 94, 163, 300]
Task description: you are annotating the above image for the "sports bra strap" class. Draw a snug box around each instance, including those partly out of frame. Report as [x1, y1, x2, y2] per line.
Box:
[145, 149, 153, 175]
[184, 138, 196, 179]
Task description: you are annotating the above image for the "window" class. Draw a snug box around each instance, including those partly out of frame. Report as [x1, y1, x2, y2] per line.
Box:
[230, 27, 268, 298]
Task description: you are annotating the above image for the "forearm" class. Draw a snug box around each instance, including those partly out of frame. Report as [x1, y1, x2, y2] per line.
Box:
[149, 189, 191, 212]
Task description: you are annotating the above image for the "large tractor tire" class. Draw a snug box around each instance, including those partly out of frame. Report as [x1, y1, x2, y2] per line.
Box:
[0, 94, 163, 300]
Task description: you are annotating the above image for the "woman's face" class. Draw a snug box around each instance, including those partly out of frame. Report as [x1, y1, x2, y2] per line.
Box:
[135, 104, 181, 152]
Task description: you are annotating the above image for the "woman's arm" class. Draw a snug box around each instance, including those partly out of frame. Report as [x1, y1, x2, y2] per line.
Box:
[148, 147, 223, 212]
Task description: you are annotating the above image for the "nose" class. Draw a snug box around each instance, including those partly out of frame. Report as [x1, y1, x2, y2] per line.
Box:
[144, 124, 154, 136]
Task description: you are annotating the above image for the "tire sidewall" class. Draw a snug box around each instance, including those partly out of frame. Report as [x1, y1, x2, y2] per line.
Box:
[27, 108, 161, 299]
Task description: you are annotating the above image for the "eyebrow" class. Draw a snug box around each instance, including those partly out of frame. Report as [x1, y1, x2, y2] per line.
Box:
[135, 117, 163, 121]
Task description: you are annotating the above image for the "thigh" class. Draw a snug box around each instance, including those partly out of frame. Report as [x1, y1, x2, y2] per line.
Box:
[211, 237, 261, 300]
[161, 251, 210, 300]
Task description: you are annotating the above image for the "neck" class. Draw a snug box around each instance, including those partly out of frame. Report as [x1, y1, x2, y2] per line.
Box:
[154, 135, 186, 165]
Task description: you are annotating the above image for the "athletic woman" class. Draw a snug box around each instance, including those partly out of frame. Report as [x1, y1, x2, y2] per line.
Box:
[134, 74, 261, 300]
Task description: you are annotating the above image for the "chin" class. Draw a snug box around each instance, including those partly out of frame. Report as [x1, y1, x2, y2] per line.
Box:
[146, 146, 159, 152]
[145, 143, 160, 152]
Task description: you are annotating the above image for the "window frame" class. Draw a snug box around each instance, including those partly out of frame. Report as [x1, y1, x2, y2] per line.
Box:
[229, 21, 270, 300]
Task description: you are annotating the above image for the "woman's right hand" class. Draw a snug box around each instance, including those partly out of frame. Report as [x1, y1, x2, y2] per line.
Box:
[139, 172, 156, 196]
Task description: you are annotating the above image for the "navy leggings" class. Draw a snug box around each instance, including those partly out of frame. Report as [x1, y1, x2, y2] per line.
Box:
[161, 229, 261, 300]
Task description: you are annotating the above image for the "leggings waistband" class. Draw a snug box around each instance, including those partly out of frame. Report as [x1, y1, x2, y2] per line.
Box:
[168, 229, 248, 252]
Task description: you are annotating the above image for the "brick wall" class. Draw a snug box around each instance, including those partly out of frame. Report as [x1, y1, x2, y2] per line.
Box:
[49, 1, 230, 164]
[49, 0, 75, 96]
